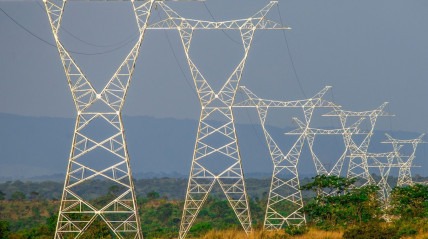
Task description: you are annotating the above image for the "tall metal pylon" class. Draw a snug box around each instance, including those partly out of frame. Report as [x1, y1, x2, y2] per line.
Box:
[365, 150, 400, 204]
[148, 2, 287, 238]
[234, 86, 337, 229]
[290, 117, 363, 180]
[43, 0, 155, 238]
[383, 133, 426, 187]
[325, 103, 391, 186]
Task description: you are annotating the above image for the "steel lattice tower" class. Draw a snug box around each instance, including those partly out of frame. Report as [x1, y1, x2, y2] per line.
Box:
[148, 2, 287, 238]
[366, 151, 399, 204]
[384, 133, 426, 187]
[290, 117, 363, 180]
[234, 86, 337, 229]
[43, 0, 155, 238]
[325, 103, 391, 186]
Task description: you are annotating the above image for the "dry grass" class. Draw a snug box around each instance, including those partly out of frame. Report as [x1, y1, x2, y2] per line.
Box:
[194, 228, 343, 239]
[402, 232, 428, 239]
[294, 228, 343, 239]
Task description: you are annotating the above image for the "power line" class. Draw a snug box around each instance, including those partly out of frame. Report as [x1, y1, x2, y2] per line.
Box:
[0, 6, 137, 56]
[0, 7, 56, 47]
[35, 1, 139, 49]
[156, 9, 198, 99]
[276, 4, 307, 98]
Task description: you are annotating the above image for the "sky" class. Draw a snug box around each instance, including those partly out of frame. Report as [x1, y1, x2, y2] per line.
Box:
[0, 0, 428, 133]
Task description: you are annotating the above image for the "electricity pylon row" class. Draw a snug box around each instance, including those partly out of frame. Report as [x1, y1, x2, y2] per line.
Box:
[44, 0, 290, 238]
[234, 86, 341, 228]
[43, 0, 426, 238]
[235, 85, 426, 228]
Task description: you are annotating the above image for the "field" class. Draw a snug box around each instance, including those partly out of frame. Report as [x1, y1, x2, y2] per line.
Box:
[0, 177, 428, 239]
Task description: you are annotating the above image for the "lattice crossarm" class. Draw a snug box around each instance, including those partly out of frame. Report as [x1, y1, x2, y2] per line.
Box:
[251, 1, 277, 19]
[156, 1, 182, 19]
[150, 1, 287, 30]
[254, 19, 286, 29]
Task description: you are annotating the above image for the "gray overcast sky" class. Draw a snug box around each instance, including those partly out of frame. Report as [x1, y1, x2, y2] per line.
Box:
[0, 0, 428, 133]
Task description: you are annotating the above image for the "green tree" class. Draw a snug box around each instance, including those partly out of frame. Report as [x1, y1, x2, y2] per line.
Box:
[390, 184, 428, 219]
[0, 190, 5, 200]
[79, 219, 112, 239]
[301, 175, 356, 195]
[302, 175, 380, 229]
[0, 220, 10, 239]
[11, 191, 26, 201]
[29, 191, 39, 201]
[146, 191, 160, 200]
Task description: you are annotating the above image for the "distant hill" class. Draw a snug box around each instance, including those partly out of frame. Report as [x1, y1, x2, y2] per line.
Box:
[0, 113, 427, 181]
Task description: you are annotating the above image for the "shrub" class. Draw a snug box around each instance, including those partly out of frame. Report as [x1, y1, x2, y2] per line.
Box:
[0, 221, 10, 239]
[343, 224, 399, 239]
[397, 225, 418, 237]
[284, 225, 308, 236]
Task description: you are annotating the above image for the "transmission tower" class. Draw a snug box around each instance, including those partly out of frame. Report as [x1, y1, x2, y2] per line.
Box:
[383, 133, 426, 187]
[325, 103, 391, 186]
[148, 2, 287, 238]
[234, 86, 337, 229]
[290, 117, 363, 181]
[43, 0, 155, 238]
[365, 150, 400, 204]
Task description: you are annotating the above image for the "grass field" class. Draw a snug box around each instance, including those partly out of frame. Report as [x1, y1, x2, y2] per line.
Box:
[196, 228, 343, 239]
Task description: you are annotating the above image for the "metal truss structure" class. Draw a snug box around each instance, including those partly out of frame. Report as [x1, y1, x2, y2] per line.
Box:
[234, 86, 338, 229]
[325, 103, 391, 186]
[365, 150, 400, 204]
[44, 0, 155, 238]
[289, 117, 363, 180]
[383, 133, 426, 187]
[148, 2, 287, 238]
[356, 133, 424, 220]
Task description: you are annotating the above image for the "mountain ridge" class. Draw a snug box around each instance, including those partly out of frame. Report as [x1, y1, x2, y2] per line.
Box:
[0, 112, 426, 180]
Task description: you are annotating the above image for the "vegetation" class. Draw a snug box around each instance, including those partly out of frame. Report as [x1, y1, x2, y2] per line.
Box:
[0, 177, 426, 238]
[302, 175, 382, 229]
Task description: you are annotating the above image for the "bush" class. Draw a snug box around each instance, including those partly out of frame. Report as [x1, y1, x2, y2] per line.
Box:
[284, 225, 308, 236]
[189, 222, 213, 236]
[0, 221, 10, 239]
[343, 224, 399, 239]
[397, 225, 418, 237]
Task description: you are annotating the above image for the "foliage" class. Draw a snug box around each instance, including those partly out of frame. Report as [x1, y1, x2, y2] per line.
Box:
[0, 220, 10, 239]
[284, 225, 308, 236]
[342, 223, 399, 239]
[390, 184, 428, 219]
[79, 219, 113, 239]
[0, 178, 427, 238]
[146, 191, 160, 200]
[301, 175, 356, 195]
[0, 178, 273, 201]
[11, 191, 26, 201]
[302, 175, 381, 229]
[0, 190, 5, 200]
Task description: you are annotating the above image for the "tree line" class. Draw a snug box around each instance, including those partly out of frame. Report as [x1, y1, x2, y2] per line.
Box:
[0, 176, 427, 238]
